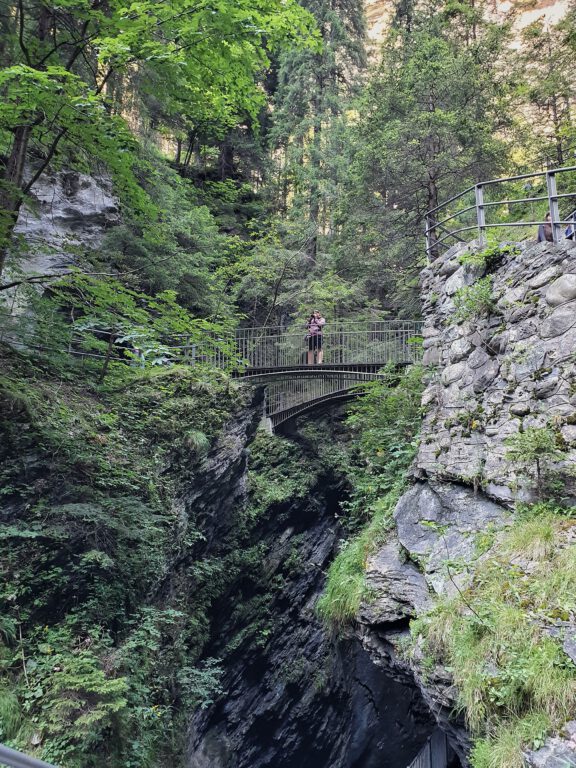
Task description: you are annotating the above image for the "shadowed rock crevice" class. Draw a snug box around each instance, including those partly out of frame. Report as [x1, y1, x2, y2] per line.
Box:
[186, 467, 438, 768]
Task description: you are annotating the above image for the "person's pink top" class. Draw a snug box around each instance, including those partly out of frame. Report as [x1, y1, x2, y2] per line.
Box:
[307, 317, 326, 335]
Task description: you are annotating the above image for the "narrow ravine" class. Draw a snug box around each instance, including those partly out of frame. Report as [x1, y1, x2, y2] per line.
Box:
[186, 418, 452, 768]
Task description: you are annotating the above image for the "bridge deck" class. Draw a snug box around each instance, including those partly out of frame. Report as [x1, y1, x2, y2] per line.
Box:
[235, 362, 391, 378]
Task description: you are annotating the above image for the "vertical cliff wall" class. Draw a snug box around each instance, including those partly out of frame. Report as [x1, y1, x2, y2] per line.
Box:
[419, 238, 576, 503]
[359, 238, 576, 767]
[187, 426, 437, 768]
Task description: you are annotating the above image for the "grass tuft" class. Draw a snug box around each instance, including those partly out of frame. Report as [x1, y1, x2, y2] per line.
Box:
[412, 506, 576, 767]
[316, 485, 401, 626]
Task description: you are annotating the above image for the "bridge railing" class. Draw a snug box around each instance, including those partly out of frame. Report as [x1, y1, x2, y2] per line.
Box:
[236, 320, 423, 369]
[0, 313, 423, 422]
[425, 165, 576, 260]
[1, 312, 422, 373]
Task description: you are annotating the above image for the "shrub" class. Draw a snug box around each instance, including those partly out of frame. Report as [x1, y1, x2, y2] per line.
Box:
[453, 276, 494, 321]
[505, 426, 568, 499]
[458, 243, 520, 272]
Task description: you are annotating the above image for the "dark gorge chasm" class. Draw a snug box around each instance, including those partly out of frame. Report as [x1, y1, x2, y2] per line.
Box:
[187, 415, 456, 768]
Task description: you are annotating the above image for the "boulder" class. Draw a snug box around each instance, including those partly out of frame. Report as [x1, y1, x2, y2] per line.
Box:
[423, 347, 441, 366]
[445, 268, 466, 296]
[449, 337, 474, 363]
[360, 540, 431, 624]
[442, 362, 467, 386]
[526, 736, 576, 768]
[394, 482, 510, 594]
[528, 265, 560, 289]
[540, 302, 576, 339]
[472, 359, 500, 394]
[546, 274, 576, 307]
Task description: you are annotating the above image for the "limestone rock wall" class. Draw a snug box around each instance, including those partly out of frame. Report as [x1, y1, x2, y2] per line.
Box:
[13, 169, 120, 277]
[418, 238, 576, 503]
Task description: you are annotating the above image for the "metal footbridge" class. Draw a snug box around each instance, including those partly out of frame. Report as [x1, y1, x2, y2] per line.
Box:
[232, 321, 423, 427]
[1, 312, 422, 428]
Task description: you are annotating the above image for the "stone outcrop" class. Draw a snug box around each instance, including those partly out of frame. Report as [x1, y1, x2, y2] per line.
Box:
[358, 481, 511, 766]
[418, 239, 576, 503]
[358, 239, 576, 766]
[13, 169, 120, 276]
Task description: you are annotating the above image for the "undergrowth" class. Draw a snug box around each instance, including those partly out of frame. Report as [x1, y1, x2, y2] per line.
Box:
[316, 483, 404, 624]
[316, 364, 423, 626]
[0, 348, 256, 766]
[411, 504, 576, 768]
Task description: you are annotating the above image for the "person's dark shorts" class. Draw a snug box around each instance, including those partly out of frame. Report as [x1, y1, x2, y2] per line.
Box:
[308, 334, 322, 351]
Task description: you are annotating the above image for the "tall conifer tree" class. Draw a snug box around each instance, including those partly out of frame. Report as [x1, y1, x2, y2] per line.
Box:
[270, 0, 366, 261]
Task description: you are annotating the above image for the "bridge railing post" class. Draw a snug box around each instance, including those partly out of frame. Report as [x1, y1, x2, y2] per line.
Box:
[474, 183, 487, 247]
[546, 169, 563, 243]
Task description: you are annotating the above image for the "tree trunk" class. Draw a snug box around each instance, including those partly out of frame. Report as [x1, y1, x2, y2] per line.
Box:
[0, 125, 32, 278]
[550, 94, 564, 167]
[219, 140, 234, 181]
[307, 80, 323, 264]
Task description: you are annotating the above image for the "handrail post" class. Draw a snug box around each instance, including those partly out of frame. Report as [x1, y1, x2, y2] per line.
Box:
[475, 183, 486, 247]
[546, 170, 562, 243]
[425, 215, 432, 262]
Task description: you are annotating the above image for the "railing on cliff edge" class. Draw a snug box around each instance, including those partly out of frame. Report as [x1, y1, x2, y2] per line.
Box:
[425, 165, 576, 260]
[0, 743, 56, 768]
[0, 314, 423, 424]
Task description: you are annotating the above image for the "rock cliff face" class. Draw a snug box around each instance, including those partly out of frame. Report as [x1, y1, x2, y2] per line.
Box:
[187, 458, 436, 768]
[13, 169, 120, 277]
[357, 482, 507, 765]
[419, 239, 576, 503]
[364, 0, 570, 45]
[358, 239, 576, 766]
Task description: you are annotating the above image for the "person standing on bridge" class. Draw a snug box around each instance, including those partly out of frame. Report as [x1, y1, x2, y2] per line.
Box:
[306, 310, 326, 365]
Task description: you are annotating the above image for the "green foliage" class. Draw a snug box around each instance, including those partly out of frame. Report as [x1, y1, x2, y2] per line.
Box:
[412, 508, 576, 768]
[458, 243, 521, 272]
[247, 432, 317, 520]
[344, 364, 423, 527]
[317, 365, 423, 625]
[0, 349, 253, 765]
[330, 5, 510, 312]
[8, 271, 237, 384]
[453, 277, 495, 322]
[316, 484, 402, 625]
[0, 0, 319, 275]
[505, 426, 568, 499]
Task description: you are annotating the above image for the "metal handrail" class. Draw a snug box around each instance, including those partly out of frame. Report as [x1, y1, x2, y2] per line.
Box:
[425, 165, 576, 259]
[0, 744, 57, 768]
[406, 729, 452, 768]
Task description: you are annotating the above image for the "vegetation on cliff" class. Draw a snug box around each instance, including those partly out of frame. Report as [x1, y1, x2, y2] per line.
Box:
[3, 0, 576, 764]
[317, 364, 423, 624]
[0, 348, 258, 765]
[412, 503, 576, 768]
